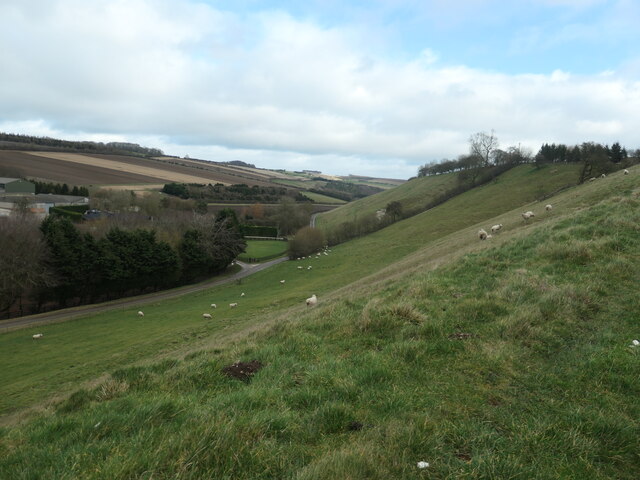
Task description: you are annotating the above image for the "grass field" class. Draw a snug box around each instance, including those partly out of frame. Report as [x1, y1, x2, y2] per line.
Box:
[1, 167, 638, 478]
[316, 164, 581, 233]
[238, 240, 289, 261]
[300, 191, 347, 204]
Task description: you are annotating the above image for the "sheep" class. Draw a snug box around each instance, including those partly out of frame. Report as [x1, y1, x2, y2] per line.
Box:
[306, 294, 318, 307]
[601, 173, 606, 178]
[32, 333, 44, 340]
[589, 177, 596, 182]
[522, 211, 535, 222]
[280, 280, 286, 284]
[297, 266, 303, 269]
[210, 303, 217, 309]
[240, 292, 245, 297]
[229, 303, 238, 308]
[545, 204, 552, 212]
[307, 266, 312, 270]
[202, 313, 212, 319]
[624, 169, 629, 175]
[490, 224, 503, 233]
[486, 234, 493, 239]
[478, 229, 488, 240]
[137, 311, 144, 317]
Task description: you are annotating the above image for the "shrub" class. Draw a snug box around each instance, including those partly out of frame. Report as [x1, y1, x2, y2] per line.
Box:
[288, 226, 326, 258]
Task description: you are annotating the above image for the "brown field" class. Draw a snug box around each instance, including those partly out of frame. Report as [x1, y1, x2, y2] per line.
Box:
[0, 151, 164, 185]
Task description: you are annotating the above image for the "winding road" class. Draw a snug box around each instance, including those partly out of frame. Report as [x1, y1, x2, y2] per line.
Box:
[0, 257, 288, 332]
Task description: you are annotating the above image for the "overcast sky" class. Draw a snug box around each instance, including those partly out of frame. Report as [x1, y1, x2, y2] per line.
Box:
[1, 0, 639, 178]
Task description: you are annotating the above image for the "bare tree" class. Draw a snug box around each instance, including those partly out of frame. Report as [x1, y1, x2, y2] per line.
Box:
[469, 130, 499, 167]
[0, 215, 55, 315]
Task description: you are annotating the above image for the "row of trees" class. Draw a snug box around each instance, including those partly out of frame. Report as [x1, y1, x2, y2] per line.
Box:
[0, 132, 163, 156]
[0, 211, 246, 318]
[162, 182, 308, 203]
[32, 180, 90, 197]
[419, 132, 637, 181]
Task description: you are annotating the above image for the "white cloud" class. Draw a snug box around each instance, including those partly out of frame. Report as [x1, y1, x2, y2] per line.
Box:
[0, 0, 639, 178]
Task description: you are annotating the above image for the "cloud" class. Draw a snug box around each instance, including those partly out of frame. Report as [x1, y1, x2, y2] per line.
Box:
[0, 0, 639, 178]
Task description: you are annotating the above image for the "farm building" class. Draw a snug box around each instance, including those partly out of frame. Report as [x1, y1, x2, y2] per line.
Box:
[0, 193, 88, 218]
[0, 178, 35, 195]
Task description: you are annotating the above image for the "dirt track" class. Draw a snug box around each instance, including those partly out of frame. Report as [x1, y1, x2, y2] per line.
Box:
[0, 257, 288, 332]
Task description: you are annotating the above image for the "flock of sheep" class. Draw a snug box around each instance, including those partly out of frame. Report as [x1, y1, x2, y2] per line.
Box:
[478, 204, 551, 240]
[132, 246, 330, 322]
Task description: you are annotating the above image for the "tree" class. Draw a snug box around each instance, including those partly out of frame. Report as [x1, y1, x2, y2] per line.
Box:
[385, 201, 403, 221]
[288, 226, 326, 258]
[469, 130, 499, 167]
[0, 216, 55, 316]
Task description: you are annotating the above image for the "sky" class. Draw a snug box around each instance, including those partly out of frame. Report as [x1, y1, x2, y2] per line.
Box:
[1, 0, 639, 179]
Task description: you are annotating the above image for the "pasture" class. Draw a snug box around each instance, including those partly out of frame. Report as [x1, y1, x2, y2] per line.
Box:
[1, 167, 638, 478]
[238, 240, 289, 261]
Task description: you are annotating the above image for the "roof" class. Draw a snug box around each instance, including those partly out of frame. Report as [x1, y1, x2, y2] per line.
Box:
[0, 177, 22, 184]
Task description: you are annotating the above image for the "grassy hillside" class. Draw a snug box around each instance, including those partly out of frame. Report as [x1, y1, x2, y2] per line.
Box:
[0, 163, 589, 421]
[1, 167, 638, 478]
[316, 164, 580, 233]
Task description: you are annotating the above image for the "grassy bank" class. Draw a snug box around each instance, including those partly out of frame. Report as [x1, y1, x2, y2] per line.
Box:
[238, 240, 288, 262]
[1, 169, 638, 478]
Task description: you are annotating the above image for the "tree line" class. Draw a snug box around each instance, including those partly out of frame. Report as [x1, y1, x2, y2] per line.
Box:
[161, 182, 308, 203]
[0, 211, 245, 318]
[32, 180, 90, 197]
[0, 132, 164, 157]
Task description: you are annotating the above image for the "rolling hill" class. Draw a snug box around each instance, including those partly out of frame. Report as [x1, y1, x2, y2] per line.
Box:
[0, 166, 638, 478]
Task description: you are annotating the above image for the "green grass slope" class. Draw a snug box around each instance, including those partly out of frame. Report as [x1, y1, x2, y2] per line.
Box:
[1, 168, 638, 478]
[0, 163, 586, 420]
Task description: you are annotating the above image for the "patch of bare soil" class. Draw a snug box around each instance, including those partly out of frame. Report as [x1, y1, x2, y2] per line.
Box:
[221, 360, 264, 382]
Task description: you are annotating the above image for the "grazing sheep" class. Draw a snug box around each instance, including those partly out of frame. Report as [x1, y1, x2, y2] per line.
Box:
[545, 204, 552, 212]
[307, 266, 312, 270]
[323, 252, 328, 256]
[32, 333, 44, 339]
[229, 303, 238, 308]
[589, 177, 596, 182]
[280, 280, 286, 284]
[137, 311, 144, 317]
[240, 292, 245, 297]
[202, 313, 212, 319]
[297, 266, 303, 269]
[490, 224, 503, 233]
[624, 169, 629, 175]
[478, 229, 488, 240]
[306, 294, 318, 307]
[601, 173, 606, 178]
[210, 303, 217, 309]
[486, 234, 493, 239]
[522, 211, 535, 222]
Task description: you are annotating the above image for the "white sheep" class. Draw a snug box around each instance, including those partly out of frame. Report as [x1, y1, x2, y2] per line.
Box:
[32, 333, 44, 339]
[601, 173, 606, 178]
[545, 204, 552, 212]
[137, 311, 144, 317]
[306, 294, 318, 307]
[210, 303, 217, 309]
[624, 169, 629, 175]
[490, 224, 502, 233]
[202, 313, 212, 319]
[307, 266, 312, 270]
[297, 266, 303, 269]
[240, 292, 245, 297]
[229, 303, 238, 308]
[522, 211, 535, 222]
[486, 234, 493, 239]
[589, 177, 596, 182]
[280, 280, 285, 284]
[478, 229, 488, 240]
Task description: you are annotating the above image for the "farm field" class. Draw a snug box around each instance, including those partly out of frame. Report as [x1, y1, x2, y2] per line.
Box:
[238, 240, 288, 261]
[0, 163, 603, 419]
[300, 191, 347, 204]
[0, 167, 638, 478]
[0, 151, 164, 185]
